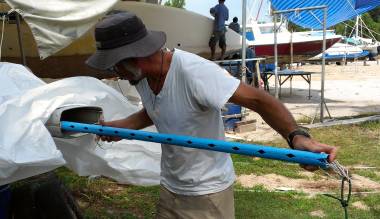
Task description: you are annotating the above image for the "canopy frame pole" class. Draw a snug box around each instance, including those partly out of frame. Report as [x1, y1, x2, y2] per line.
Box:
[273, 13, 279, 98]
[240, 0, 248, 121]
[320, 7, 327, 122]
[273, 5, 330, 123]
[14, 12, 26, 66]
[241, 0, 247, 84]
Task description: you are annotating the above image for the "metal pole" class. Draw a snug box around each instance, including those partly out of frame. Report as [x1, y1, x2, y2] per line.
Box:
[60, 121, 330, 168]
[320, 7, 327, 123]
[355, 16, 359, 38]
[274, 6, 327, 14]
[15, 13, 26, 66]
[241, 0, 247, 84]
[290, 31, 293, 68]
[273, 13, 279, 98]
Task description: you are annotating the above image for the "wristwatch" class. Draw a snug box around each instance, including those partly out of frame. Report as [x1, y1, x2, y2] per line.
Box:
[287, 128, 311, 149]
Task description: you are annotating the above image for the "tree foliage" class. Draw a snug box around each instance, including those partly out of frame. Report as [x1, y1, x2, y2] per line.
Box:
[369, 7, 380, 22]
[164, 0, 185, 9]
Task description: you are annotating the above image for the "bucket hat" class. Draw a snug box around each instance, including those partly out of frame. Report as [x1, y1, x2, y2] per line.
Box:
[86, 12, 166, 70]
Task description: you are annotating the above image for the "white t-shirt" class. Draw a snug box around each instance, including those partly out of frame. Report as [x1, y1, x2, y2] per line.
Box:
[136, 49, 240, 195]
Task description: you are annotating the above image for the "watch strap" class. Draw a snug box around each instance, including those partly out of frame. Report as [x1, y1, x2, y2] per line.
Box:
[287, 129, 311, 149]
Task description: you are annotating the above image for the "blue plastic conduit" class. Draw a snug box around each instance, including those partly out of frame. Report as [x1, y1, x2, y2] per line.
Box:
[61, 121, 329, 168]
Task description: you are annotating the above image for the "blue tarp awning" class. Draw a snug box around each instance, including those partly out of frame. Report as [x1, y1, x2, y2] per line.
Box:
[270, 0, 380, 29]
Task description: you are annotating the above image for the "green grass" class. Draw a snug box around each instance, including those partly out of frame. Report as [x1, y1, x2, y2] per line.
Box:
[235, 188, 380, 219]
[56, 168, 159, 218]
[56, 121, 380, 218]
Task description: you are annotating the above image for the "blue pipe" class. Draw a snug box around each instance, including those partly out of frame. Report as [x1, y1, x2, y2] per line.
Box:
[61, 121, 329, 168]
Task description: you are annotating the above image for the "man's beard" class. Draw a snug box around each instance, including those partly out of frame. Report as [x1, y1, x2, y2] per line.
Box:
[129, 79, 140, 85]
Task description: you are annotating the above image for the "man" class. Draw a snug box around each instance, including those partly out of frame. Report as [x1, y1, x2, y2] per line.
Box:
[209, 0, 229, 60]
[86, 12, 337, 219]
[228, 17, 240, 34]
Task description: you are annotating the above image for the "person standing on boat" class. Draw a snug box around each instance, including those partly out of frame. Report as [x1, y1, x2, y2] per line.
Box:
[209, 0, 229, 60]
[228, 17, 240, 34]
[86, 12, 338, 219]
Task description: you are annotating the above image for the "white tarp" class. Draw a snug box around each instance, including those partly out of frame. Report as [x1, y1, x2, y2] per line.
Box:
[0, 62, 161, 186]
[4, 0, 118, 59]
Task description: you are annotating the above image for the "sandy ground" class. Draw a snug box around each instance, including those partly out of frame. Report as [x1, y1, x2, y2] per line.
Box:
[237, 173, 380, 194]
[232, 60, 380, 142]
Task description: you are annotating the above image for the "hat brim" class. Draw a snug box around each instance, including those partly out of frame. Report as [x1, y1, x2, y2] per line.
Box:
[86, 30, 166, 70]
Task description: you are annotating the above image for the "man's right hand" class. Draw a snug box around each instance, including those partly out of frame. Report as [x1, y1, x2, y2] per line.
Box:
[96, 120, 122, 142]
[95, 108, 153, 142]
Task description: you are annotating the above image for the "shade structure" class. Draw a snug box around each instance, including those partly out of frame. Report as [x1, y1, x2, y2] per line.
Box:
[270, 0, 380, 29]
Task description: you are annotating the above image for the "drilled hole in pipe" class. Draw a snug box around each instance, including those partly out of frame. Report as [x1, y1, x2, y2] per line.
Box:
[148, 136, 153, 139]
[286, 154, 295, 158]
[130, 133, 135, 136]
[114, 131, 119, 134]
[70, 125, 74, 128]
[84, 127, 88, 130]
[187, 140, 192, 144]
[167, 138, 172, 141]
[208, 144, 215, 147]
[232, 147, 239, 151]
[98, 129, 103, 132]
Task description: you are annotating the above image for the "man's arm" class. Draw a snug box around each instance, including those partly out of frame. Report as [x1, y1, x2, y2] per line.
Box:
[99, 108, 153, 142]
[210, 7, 216, 17]
[229, 82, 337, 165]
[102, 108, 153, 130]
[229, 82, 296, 139]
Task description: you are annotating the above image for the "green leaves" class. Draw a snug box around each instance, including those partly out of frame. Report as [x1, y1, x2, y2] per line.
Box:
[164, 0, 186, 9]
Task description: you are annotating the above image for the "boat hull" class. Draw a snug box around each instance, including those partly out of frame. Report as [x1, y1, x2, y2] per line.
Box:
[1, 2, 242, 78]
[249, 37, 341, 63]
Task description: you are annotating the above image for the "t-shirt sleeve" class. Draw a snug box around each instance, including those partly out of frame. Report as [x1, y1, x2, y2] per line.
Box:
[186, 61, 240, 111]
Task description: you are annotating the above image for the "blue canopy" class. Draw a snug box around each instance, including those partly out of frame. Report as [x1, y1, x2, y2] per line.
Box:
[270, 0, 380, 29]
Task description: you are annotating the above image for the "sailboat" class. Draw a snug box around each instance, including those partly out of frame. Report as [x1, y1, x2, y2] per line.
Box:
[243, 0, 342, 63]
[309, 42, 369, 62]
[344, 16, 379, 60]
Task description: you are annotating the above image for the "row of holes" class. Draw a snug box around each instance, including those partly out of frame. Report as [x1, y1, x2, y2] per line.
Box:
[67, 125, 300, 157]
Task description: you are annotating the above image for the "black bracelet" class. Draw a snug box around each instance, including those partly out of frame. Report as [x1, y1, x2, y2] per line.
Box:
[286, 128, 311, 149]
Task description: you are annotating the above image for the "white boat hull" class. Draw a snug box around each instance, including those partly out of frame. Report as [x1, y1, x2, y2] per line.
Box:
[1, 2, 242, 78]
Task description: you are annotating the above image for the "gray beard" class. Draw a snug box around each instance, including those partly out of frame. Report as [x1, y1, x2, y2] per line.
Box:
[130, 80, 140, 85]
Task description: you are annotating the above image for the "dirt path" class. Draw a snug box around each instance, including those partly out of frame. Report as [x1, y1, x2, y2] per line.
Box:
[237, 172, 380, 195]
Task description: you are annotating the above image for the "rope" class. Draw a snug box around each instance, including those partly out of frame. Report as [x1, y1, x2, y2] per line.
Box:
[324, 161, 352, 219]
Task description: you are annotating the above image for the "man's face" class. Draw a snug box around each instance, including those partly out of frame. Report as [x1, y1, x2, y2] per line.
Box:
[112, 59, 144, 85]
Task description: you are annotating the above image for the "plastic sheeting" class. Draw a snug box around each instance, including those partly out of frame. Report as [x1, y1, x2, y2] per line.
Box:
[0, 62, 161, 186]
[270, 0, 380, 29]
[4, 0, 117, 59]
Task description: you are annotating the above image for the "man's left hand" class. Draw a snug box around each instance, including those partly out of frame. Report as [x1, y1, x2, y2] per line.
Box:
[292, 135, 338, 171]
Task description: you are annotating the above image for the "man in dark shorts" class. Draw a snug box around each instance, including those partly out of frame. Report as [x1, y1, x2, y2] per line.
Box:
[209, 0, 229, 60]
